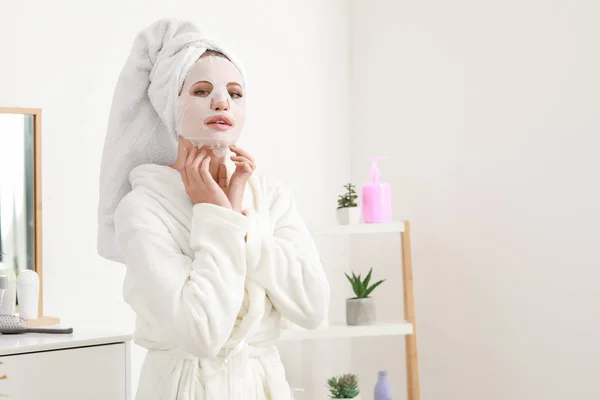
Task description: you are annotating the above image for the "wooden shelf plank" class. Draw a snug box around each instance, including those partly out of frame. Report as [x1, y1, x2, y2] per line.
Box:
[278, 322, 413, 341]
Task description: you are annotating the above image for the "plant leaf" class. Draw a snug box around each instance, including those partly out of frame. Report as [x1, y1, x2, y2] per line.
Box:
[344, 273, 353, 285]
[357, 279, 365, 297]
[364, 279, 385, 297]
[354, 280, 360, 297]
[346, 273, 359, 297]
[345, 273, 355, 293]
[328, 374, 359, 398]
[363, 268, 373, 289]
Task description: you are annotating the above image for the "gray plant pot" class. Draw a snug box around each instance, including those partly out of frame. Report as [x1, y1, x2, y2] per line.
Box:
[346, 297, 376, 326]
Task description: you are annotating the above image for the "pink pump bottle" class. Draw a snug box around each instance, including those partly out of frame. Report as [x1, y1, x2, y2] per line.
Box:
[362, 156, 392, 223]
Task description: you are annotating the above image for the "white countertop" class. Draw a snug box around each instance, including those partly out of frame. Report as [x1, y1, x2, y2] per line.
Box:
[0, 328, 132, 356]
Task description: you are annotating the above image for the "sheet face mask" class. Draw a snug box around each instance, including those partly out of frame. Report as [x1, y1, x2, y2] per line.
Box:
[178, 56, 246, 158]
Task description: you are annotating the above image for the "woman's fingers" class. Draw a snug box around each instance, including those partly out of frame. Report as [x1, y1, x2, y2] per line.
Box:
[185, 143, 197, 164]
[192, 149, 206, 171]
[200, 156, 212, 183]
[234, 161, 253, 174]
[177, 136, 191, 185]
[230, 155, 255, 170]
[230, 146, 255, 164]
[179, 146, 190, 186]
[176, 136, 187, 164]
[192, 148, 212, 186]
[185, 146, 199, 185]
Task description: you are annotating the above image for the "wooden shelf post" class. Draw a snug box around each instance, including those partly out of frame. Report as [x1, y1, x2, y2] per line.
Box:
[402, 221, 420, 400]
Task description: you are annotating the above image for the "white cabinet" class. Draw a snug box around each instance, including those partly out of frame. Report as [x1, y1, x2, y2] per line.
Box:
[0, 329, 132, 400]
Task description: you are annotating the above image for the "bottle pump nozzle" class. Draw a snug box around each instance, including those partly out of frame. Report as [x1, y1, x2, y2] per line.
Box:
[369, 156, 386, 183]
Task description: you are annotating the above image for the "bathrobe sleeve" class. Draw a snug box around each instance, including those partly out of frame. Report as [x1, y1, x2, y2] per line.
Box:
[245, 178, 330, 329]
[114, 191, 247, 358]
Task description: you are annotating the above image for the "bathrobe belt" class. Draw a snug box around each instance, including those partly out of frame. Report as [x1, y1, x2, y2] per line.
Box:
[169, 341, 276, 400]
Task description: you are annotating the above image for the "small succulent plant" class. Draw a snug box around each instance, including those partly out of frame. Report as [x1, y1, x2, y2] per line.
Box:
[337, 183, 358, 209]
[345, 267, 385, 299]
[326, 373, 360, 399]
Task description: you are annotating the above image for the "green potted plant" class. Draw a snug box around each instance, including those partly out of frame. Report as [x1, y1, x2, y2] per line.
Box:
[327, 373, 360, 399]
[345, 268, 385, 326]
[336, 183, 360, 225]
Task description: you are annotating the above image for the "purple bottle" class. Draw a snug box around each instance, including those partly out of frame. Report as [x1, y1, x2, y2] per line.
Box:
[374, 370, 392, 400]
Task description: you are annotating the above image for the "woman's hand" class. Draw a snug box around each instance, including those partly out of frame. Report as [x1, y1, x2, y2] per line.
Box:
[226, 146, 256, 212]
[176, 141, 232, 208]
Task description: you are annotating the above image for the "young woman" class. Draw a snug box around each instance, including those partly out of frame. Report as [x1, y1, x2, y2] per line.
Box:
[97, 19, 329, 400]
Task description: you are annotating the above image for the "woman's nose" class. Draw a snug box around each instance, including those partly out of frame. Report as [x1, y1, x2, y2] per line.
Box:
[211, 97, 230, 111]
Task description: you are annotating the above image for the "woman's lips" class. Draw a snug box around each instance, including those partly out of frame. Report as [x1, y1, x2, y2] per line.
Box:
[204, 115, 233, 131]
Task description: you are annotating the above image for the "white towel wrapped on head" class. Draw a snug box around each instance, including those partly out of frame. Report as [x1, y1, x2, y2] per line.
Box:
[97, 18, 245, 263]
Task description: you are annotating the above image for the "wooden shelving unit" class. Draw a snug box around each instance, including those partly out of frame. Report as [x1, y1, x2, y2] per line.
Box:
[278, 221, 421, 400]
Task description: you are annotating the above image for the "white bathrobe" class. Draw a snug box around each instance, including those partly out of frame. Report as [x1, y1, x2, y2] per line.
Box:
[114, 163, 329, 400]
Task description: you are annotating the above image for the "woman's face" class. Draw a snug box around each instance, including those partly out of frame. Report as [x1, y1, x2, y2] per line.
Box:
[178, 55, 246, 150]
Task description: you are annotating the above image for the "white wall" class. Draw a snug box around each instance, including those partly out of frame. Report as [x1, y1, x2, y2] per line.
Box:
[350, 1, 600, 399]
[0, 1, 350, 396]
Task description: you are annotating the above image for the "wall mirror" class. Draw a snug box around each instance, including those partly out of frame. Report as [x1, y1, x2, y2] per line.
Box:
[0, 107, 43, 316]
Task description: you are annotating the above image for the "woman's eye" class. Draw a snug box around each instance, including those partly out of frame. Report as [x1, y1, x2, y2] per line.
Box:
[194, 89, 210, 96]
[230, 92, 243, 99]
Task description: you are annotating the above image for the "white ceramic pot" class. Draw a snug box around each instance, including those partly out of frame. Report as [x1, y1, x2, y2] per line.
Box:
[336, 207, 360, 225]
[346, 297, 376, 326]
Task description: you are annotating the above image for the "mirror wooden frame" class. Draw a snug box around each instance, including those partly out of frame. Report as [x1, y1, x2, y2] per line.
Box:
[0, 107, 44, 317]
